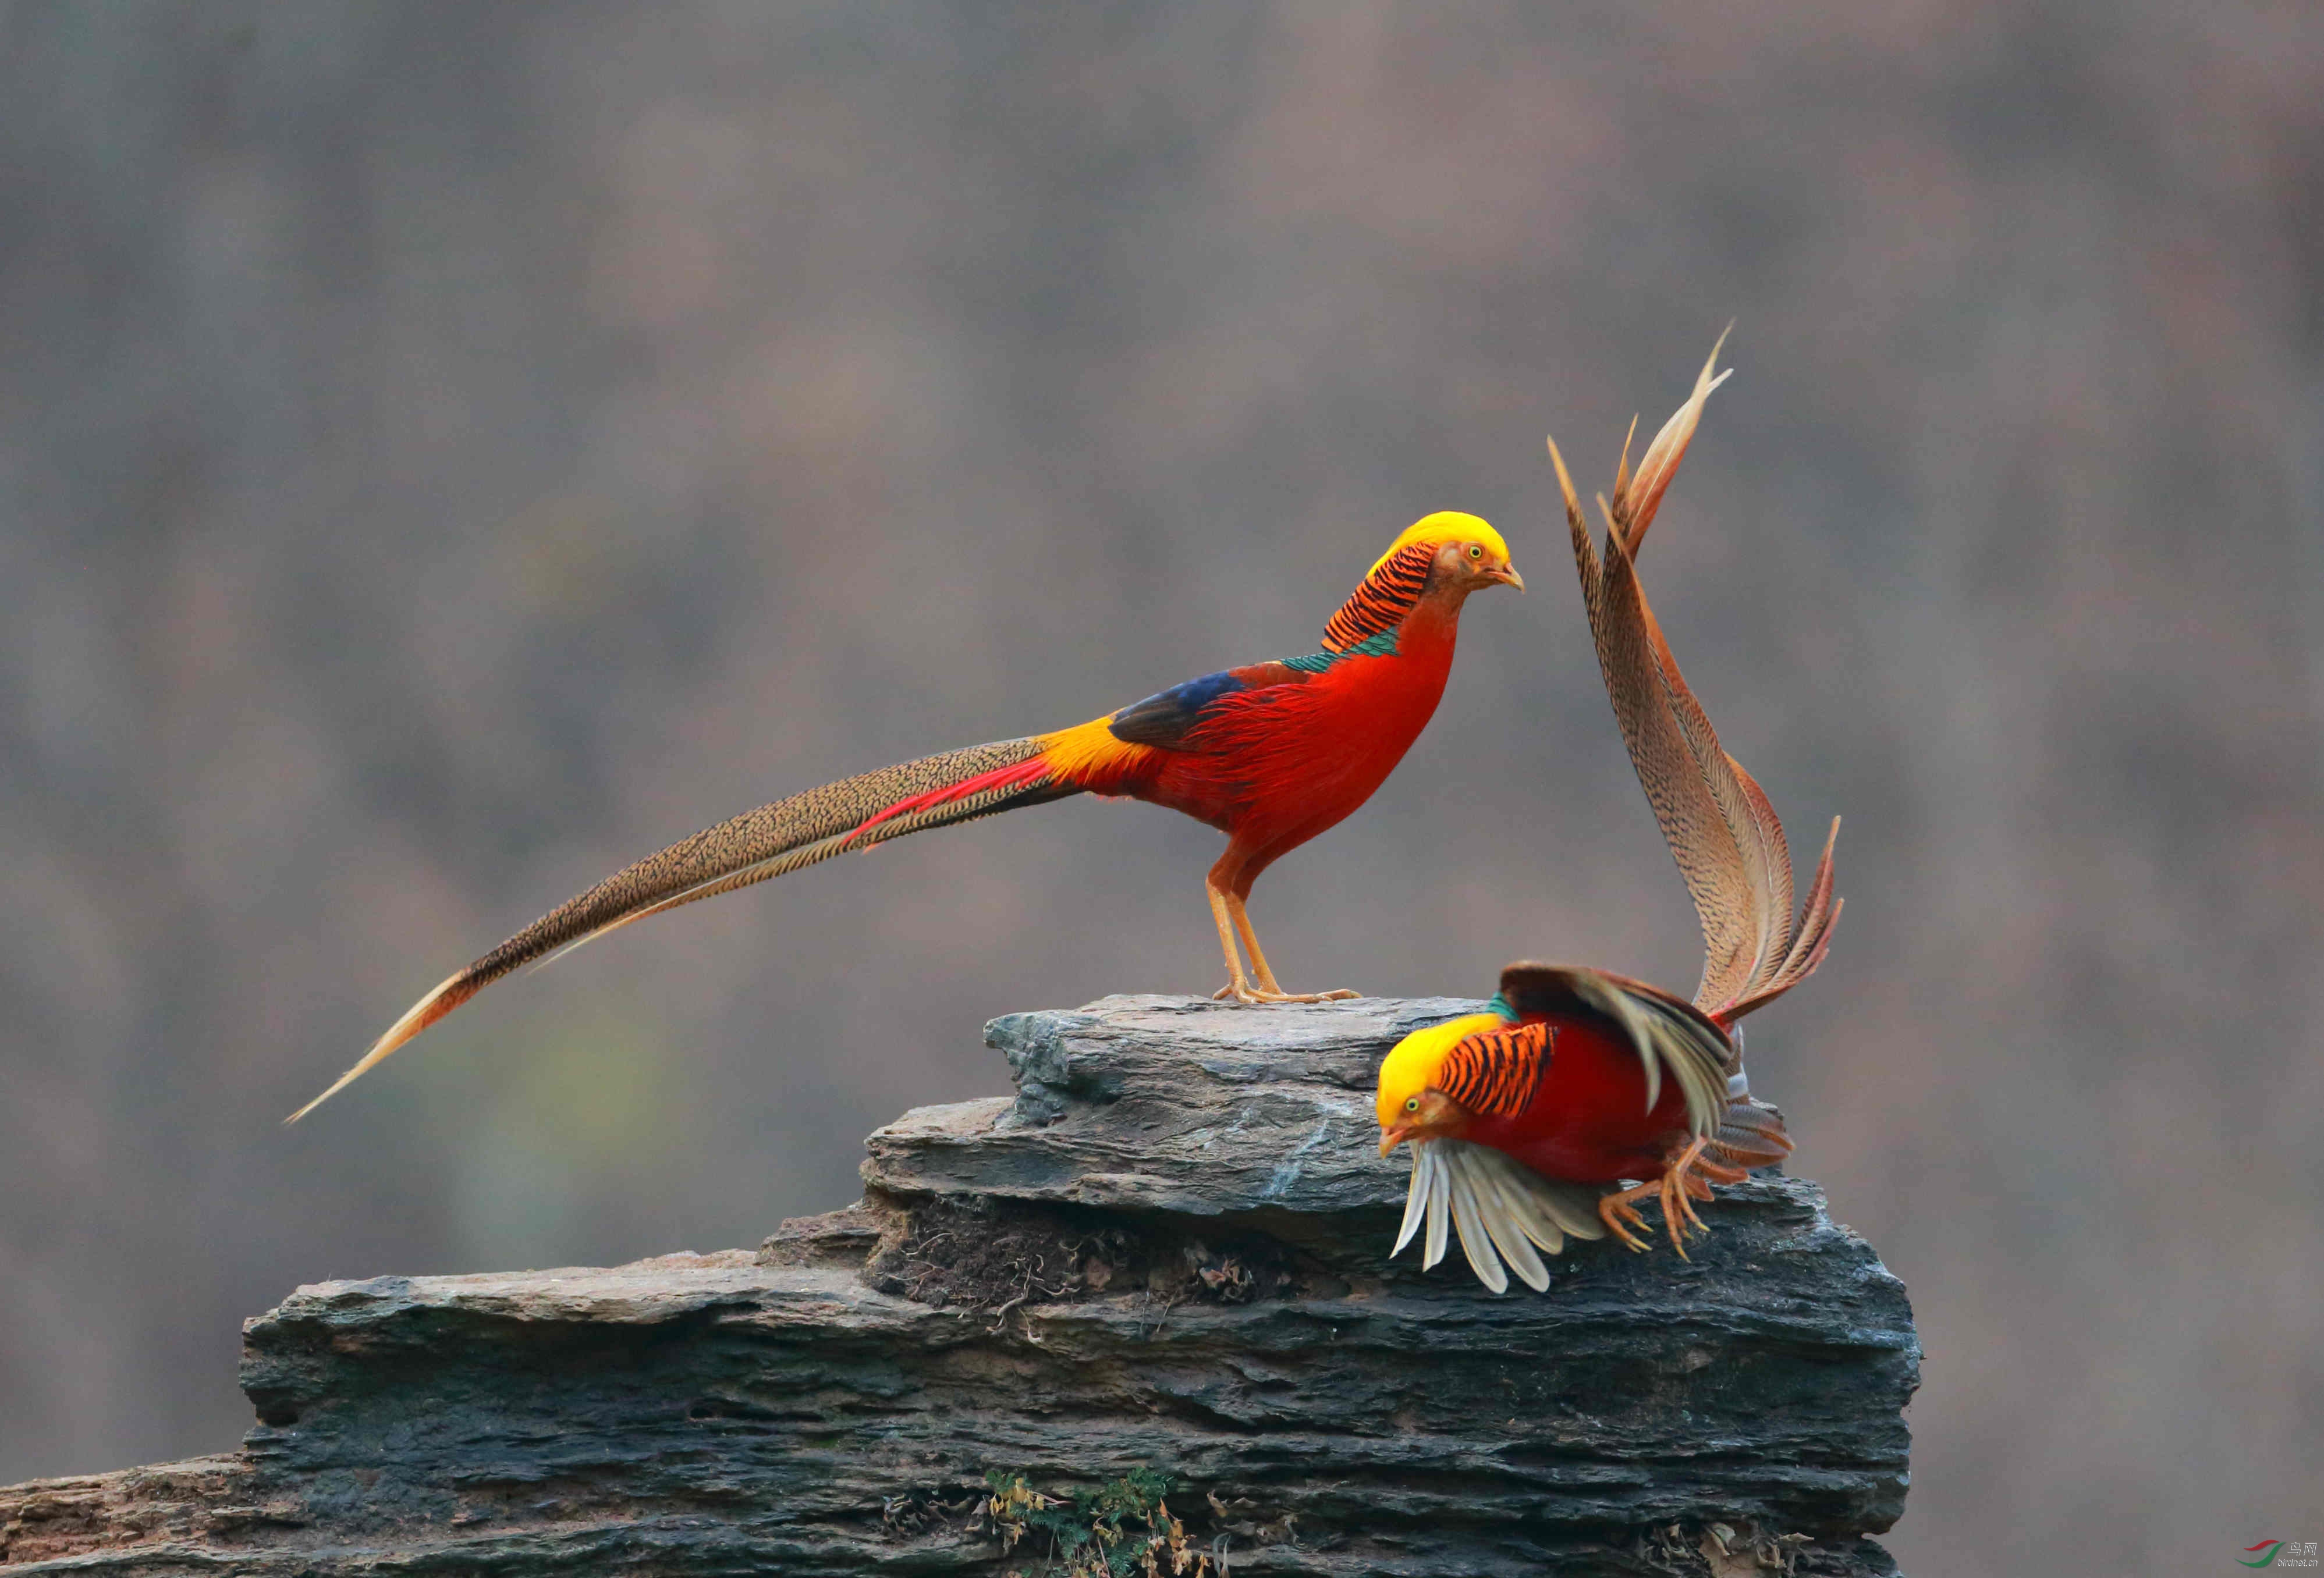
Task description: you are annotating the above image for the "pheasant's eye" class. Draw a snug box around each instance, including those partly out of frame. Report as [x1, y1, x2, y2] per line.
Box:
[1466, 543, 1484, 559]
[1404, 1097, 1420, 1112]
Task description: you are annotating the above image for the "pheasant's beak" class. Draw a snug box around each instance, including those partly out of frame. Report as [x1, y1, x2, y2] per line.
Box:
[1379, 1121, 1418, 1157]
[1487, 562, 1525, 592]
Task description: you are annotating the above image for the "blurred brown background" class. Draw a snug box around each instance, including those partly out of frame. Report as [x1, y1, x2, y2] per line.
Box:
[2, 3, 2319, 1572]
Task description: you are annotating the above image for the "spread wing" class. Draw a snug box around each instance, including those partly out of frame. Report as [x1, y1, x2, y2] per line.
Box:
[1496, 962, 1732, 1139]
[1390, 1137, 1606, 1295]
[1549, 336, 1841, 1024]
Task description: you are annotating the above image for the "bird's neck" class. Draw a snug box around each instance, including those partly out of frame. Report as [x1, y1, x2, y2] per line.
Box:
[1321, 541, 1437, 655]
[1393, 587, 1470, 662]
[1319, 542, 1473, 665]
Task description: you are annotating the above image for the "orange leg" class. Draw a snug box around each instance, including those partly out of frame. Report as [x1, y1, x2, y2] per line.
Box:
[1595, 1136, 1751, 1259]
[1228, 893, 1356, 1002]
[1205, 851, 1356, 1005]
[1206, 882, 1264, 1003]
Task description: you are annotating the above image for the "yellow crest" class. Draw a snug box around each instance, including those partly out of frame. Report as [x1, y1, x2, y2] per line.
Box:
[1365, 511, 1506, 578]
[1375, 1013, 1504, 1128]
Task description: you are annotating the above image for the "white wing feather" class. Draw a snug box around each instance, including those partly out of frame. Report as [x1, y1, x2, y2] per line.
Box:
[1443, 1160, 1509, 1294]
[1393, 1143, 1435, 1257]
[1389, 1139, 1608, 1293]
[1423, 1147, 1451, 1270]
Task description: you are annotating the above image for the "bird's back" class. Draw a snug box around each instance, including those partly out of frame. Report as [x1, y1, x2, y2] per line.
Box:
[1466, 1013, 1694, 1184]
[1091, 634, 1457, 845]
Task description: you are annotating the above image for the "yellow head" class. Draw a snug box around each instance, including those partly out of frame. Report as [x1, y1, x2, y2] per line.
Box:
[1367, 511, 1524, 592]
[1375, 1012, 1504, 1154]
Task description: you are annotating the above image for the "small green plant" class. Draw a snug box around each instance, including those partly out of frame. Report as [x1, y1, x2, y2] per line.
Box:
[980, 1467, 1219, 1577]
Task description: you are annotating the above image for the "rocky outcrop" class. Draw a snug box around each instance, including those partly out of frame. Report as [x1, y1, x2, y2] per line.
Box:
[0, 996, 1917, 1575]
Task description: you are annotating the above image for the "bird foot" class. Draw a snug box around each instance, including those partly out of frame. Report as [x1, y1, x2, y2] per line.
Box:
[1596, 1190, 1657, 1253]
[1599, 1138, 1752, 1260]
[1211, 982, 1361, 1005]
[1659, 1168, 1711, 1257]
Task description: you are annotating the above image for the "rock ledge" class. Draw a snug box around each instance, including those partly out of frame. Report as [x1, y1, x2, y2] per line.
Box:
[0, 996, 1917, 1575]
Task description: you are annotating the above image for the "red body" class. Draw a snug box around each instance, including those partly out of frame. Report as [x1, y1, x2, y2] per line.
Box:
[1465, 1014, 1695, 1184]
[1078, 603, 1462, 882]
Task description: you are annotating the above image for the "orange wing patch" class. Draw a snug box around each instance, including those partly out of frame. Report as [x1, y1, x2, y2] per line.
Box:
[1436, 1021, 1555, 1117]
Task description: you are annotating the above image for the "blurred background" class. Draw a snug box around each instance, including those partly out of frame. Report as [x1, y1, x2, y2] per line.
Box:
[2, 3, 2318, 1572]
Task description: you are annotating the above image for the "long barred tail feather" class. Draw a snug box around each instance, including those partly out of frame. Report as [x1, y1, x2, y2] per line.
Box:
[1550, 338, 1842, 1027]
[288, 737, 1077, 1122]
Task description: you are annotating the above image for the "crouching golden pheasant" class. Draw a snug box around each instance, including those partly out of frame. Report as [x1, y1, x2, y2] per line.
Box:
[1375, 340, 1841, 1292]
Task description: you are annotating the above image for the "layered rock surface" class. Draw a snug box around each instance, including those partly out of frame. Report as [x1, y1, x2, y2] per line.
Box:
[0, 996, 1917, 1575]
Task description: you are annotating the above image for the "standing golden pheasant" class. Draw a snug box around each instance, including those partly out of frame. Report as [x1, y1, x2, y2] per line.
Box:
[292, 513, 1523, 1121]
[1375, 342, 1841, 1292]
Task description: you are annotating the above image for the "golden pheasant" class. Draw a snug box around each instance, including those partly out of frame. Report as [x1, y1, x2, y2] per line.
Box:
[292, 513, 1522, 1121]
[1375, 342, 1840, 1292]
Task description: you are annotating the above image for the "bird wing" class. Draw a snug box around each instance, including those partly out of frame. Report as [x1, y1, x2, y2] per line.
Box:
[1392, 1136, 1607, 1294]
[1496, 962, 1732, 1139]
[1549, 337, 1842, 1024]
[1103, 662, 1312, 749]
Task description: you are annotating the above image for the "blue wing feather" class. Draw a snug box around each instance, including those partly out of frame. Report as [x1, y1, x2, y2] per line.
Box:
[1106, 669, 1248, 747]
[1106, 660, 1317, 749]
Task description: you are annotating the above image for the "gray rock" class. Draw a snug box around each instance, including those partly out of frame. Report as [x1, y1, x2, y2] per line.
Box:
[0, 996, 1917, 1575]
[868, 994, 1475, 1220]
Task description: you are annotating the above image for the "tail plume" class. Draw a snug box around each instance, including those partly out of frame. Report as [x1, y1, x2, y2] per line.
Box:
[289, 737, 1077, 1122]
[1710, 1097, 1794, 1172]
[1550, 338, 1841, 1027]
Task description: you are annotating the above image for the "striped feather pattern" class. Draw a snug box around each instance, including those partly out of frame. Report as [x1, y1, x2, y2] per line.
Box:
[1497, 962, 1734, 1138]
[1549, 340, 1842, 1026]
[288, 737, 1069, 1121]
[467, 738, 1061, 977]
[1320, 540, 1436, 653]
[1436, 1021, 1554, 1117]
[1710, 1096, 1794, 1171]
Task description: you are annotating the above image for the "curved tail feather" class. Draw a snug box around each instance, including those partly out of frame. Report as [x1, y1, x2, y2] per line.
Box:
[289, 737, 1078, 1122]
[1710, 1096, 1794, 1172]
[1549, 338, 1842, 1026]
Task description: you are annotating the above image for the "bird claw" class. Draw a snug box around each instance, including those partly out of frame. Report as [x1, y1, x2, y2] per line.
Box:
[1214, 982, 1359, 1005]
[1600, 1148, 1726, 1258]
[1597, 1193, 1656, 1253]
[1616, 1138, 1751, 1261]
[1661, 1177, 1705, 1261]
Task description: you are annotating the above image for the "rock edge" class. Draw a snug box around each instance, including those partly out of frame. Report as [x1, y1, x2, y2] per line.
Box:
[1, 996, 1917, 1576]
